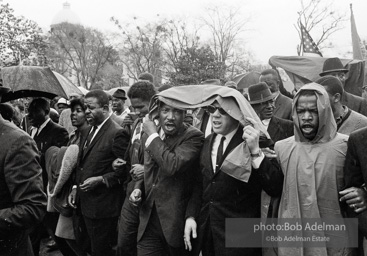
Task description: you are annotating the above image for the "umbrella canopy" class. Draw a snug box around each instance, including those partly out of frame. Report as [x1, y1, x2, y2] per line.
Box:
[1, 66, 68, 102]
[77, 86, 89, 95]
[232, 71, 261, 89]
[52, 71, 83, 97]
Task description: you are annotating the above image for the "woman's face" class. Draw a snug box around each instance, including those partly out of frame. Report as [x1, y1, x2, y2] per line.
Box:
[70, 104, 87, 128]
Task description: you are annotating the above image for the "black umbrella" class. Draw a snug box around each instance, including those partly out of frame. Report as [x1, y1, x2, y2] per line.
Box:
[1, 66, 69, 102]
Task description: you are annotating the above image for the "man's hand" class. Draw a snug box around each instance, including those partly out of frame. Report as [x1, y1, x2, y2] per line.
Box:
[261, 147, 277, 158]
[184, 217, 197, 251]
[130, 164, 144, 181]
[242, 117, 261, 154]
[339, 187, 367, 213]
[122, 115, 134, 127]
[142, 118, 157, 137]
[79, 176, 104, 192]
[129, 189, 142, 206]
[112, 158, 126, 171]
[68, 186, 77, 209]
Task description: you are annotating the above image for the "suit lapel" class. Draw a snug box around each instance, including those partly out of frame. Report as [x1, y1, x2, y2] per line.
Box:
[82, 118, 112, 159]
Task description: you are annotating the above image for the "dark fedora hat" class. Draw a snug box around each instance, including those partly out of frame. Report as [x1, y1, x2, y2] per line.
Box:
[319, 57, 349, 76]
[248, 82, 274, 104]
[112, 89, 127, 100]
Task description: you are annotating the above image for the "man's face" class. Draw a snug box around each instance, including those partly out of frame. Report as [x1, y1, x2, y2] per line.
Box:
[327, 71, 346, 88]
[28, 103, 47, 127]
[296, 94, 319, 141]
[260, 74, 279, 93]
[251, 99, 275, 120]
[210, 103, 238, 135]
[57, 103, 68, 114]
[84, 97, 106, 126]
[70, 104, 87, 128]
[159, 103, 185, 136]
[112, 97, 125, 113]
[130, 98, 150, 118]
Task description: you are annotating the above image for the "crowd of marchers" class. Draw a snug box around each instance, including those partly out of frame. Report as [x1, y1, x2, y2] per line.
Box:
[2, 58, 367, 256]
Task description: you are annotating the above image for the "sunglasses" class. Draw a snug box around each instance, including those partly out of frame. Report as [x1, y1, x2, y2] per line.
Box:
[205, 105, 227, 115]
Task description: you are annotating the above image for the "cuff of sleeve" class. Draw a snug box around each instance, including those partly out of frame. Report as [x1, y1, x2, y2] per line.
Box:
[145, 133, 159, 147]
[251, 154, 265, 169]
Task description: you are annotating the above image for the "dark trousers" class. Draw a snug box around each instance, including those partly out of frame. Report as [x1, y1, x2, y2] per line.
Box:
[30, 212, 77, 256]
[137, 206, 188, 256]
[116, 199, 140, 256]
[83, 215, 118, 256]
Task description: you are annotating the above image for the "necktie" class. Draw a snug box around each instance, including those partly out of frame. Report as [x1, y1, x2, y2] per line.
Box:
[84, 126, 97, 150]
[215, 136, 226, 172]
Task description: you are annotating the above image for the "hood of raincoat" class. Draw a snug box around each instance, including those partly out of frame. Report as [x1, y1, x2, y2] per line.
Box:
[292, 82, 337, 144]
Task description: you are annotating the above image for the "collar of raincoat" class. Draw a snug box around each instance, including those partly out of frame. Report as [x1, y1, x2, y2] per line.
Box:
[292, 82, 337, 144]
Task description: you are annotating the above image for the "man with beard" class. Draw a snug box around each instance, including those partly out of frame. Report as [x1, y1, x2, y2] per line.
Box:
[70, 90, 129, 256]
[275, 83, 354, 256]
[260, 69, 293, 120]
[129, 100, 204, 255]
[0, 83, 47, 256]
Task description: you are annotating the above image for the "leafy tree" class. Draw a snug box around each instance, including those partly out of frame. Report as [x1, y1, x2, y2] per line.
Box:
[0, 3, 47, 66]
[47, 22, 117, 89]
[167, 45, 222, 85]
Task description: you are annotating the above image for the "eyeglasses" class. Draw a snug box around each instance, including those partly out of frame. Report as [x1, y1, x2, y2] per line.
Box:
[205, 105, 228, 115]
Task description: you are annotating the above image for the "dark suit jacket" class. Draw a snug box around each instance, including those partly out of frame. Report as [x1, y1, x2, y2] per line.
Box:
[76, 117, 129, 219]
[273, 93, 293, 121]
[268, 115, 294, 146]
[0, 116, 47, 256]
[194, 128, 283, 256]
[342, 91, 367, 117]
[32, 120, 69, 190]
[136, 124, 204, 248]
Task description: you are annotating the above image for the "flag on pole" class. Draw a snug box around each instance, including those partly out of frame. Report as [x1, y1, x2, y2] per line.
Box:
[350, 4, 366, 60]
[300, 22, 323, 57]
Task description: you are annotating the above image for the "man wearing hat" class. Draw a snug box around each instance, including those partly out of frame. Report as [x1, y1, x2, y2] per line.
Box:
[248, 82, 294, 146]
[319, 57, 367, 116]
[0, 83, 47, 256]
[112, 88, 130, 126]
[260, 69, 293, 120]
[248, 82, 293, 224]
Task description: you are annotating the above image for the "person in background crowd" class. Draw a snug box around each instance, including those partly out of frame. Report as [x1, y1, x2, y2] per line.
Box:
[56, 98, 70, 114]
[49, 108, 60, 124]
[0, 83, 47, 256]
[319, 57, 367, 116]
[68, 90, 129, 256]
[27, 98, 70, 256]
[115, 80, 156, 256]
[247, 82, 293, 222]
[224, 81, 238, 90]
[186, 100, 283, 256]
[275, 83, 354, 256]
[11, 101, 25, 128]
[112, 89, 130, 125]
[316, 75, 367, 135]
[0, 103, 14, 122]
[138, 72, 154, 84]
[130, 100, 204, 255]
[260, 69, 293, 121]
[59, 93, 83, 134]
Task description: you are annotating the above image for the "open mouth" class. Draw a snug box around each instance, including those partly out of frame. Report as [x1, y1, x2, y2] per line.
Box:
[165, 123, 176, 131]
[301, 124, 314, 133]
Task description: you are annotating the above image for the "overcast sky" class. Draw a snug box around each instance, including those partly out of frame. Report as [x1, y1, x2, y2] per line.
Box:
[3, 0, 367, 64]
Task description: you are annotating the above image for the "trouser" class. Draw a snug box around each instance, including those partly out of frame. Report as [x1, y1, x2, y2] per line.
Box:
[116, 198, 140, 256]
[83, 215, 118, 256]
[30, 212, 77, 256]
[137, 206, 188, 256]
